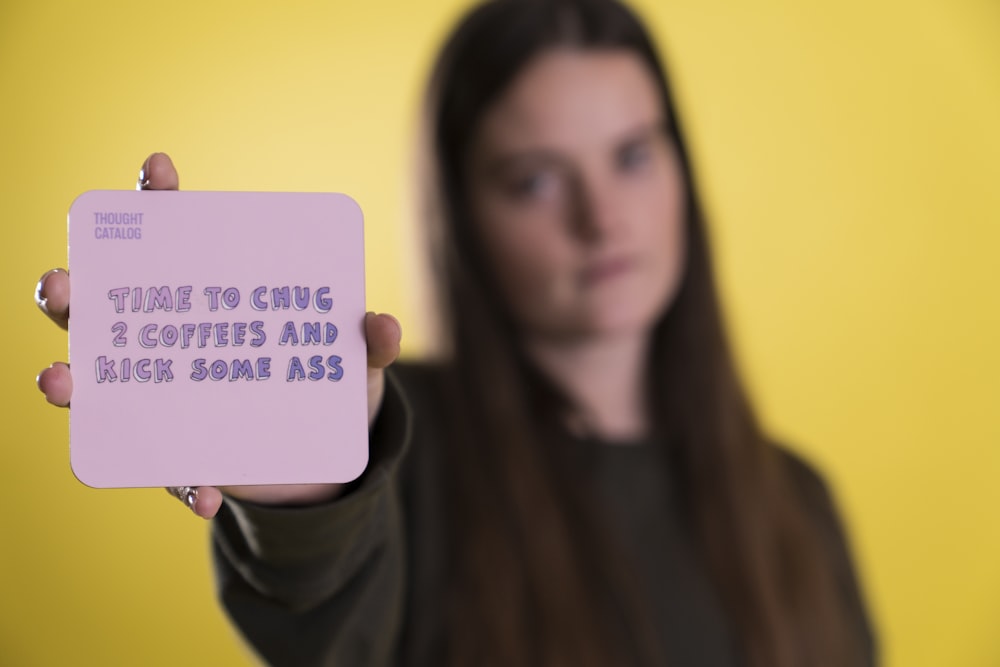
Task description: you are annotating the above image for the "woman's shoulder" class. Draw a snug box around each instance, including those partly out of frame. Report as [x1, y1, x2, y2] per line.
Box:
[771, 444, 863, 550]
[773, 444, 835, 508]
[773, 443, 877, 660]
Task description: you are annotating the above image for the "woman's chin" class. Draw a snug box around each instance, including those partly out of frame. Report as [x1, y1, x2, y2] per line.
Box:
[569, 308, 661, 342]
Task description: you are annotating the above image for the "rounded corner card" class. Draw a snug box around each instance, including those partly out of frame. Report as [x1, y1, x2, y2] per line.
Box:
[68, 190, 368, 488]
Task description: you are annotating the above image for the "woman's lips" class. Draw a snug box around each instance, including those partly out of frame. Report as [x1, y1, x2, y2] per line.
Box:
[579, 256, 635, 287]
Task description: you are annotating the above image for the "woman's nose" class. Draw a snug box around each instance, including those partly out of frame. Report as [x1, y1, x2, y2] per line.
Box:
[570, 176, 623, 242]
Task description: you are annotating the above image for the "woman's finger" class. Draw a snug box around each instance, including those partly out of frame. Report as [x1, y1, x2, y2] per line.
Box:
[365, 312, 401, 428]
[34, 153, 177, 332]
[137, 152, 179, 191]
[366, 312, 402, 370]
[165, 485, 224, 519]
[35, 268, 70, 330]
[37, 362, 72, 407]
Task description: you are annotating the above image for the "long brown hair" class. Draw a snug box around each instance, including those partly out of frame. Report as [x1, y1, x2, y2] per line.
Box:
[419, 0, 865, 664]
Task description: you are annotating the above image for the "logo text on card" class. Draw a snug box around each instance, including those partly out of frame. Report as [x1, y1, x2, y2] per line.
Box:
[94, 210, 143, 240]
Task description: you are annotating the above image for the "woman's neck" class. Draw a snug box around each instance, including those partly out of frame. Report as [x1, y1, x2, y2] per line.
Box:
[525, 331, 651, 442]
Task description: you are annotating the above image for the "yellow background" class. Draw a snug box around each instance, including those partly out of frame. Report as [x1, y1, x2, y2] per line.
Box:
[2, 0, 997, 665]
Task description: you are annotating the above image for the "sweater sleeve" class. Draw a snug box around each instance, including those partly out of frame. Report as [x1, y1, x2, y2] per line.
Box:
[211, 369, 412, 667]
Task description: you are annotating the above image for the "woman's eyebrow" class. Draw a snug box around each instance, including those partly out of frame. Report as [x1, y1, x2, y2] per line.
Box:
[614, 119, 669, 147]
[481, 150, 566, 178]
[479, 119, 668, 176]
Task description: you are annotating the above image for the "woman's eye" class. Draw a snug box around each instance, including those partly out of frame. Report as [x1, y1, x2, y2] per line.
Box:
[617, 142, 652, 172]
[507, 170, 557, 199]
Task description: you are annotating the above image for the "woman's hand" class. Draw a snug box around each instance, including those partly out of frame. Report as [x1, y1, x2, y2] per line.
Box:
[35, 152, 402, 518]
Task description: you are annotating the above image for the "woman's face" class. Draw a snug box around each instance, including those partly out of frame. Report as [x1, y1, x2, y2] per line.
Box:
[468, 48, 687, 344]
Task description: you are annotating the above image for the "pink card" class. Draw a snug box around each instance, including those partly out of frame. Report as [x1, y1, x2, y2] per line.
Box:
[67, 190, 369, 488]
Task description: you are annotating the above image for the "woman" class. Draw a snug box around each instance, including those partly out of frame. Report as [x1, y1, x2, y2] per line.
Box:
[36, 0, 875, 665]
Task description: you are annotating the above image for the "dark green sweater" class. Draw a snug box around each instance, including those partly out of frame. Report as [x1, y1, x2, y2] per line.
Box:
[212, 363, 875, 666]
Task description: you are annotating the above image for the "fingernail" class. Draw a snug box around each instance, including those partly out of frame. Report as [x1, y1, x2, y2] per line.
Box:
[34, 268, 66, 314]
[185, 487, 199, 512]
[137, 155, 152, 191]
[166, 486, 199, 514]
